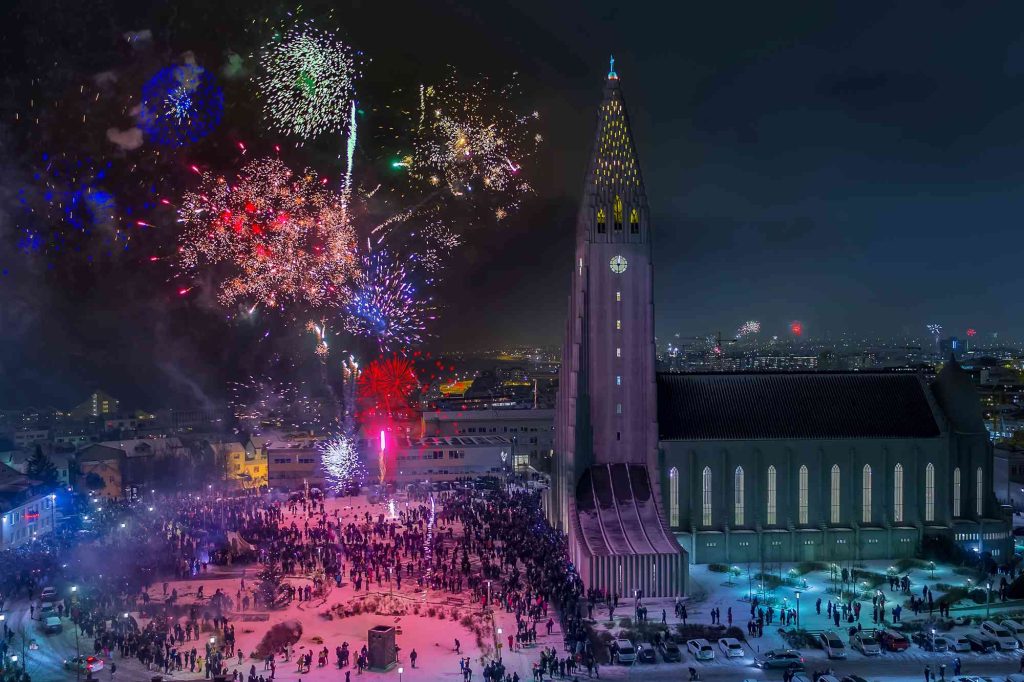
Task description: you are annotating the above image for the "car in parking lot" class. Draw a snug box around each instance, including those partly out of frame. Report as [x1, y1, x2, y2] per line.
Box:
[840, 676, 870, 682]
[964, 633, 998, 653]
[657, 638, 683, 662]
[687, 639, 715, 661]
[1004, 674, 1024, 682]
[981, 621, 1019, 651]
[912, 631, 948, 651]
[636, 642, 657, 664]
[42, 616, 62, 634]
[849, 631, 880, 656]
[816, 676, 841, 682]
[941, 634, 972, 652]
[39, 586, 57, 602]
[64, 657, 104, 673]
[879, 629, 910, 652]
[718, 637, 744, 658]
[753, 649, 804, 669]
[612, 639, 636, 664]
[1003, 620, 1024, 646]
[819, 630, 847, 659]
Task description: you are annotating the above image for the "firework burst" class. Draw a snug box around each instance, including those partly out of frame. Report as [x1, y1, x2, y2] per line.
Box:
[357, 354, 419, 418]
[736, 320, 761, 338]
[177, 156, 359, 310]
[343, 250, 434, 350]
[257, 21, 361, 139]
[139, 64, 224, 146]
[318, 434, 364, 491]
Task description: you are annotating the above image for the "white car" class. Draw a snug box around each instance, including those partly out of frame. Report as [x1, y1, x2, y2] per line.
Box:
[687, 638, 715, 661]
[817, 676, 842, 682]
[1003, 620, 1024, 645]
[39, 586, 57, 602]
[981, 621, 1019, 651]
[613, 639, 636, 664]
[850, 631, 880, 656]
[819, 630, 847, 659]
[1004, 674, 1024, 682]
[944, 635, 971, 652]
[718, 637, 744, 657]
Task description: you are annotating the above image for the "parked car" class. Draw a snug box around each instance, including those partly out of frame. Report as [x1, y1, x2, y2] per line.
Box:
[37, 603, 55, 620]
[753, 649, 804, 669]
[39, 586, 58, 602]
[612, 639, 636, 664]
[840, 676, 870, 682]
[879, 629, 910, 652]
[911, 631, 948, 652]
[636, 642, 657, 664]
[658, 639, 683, 662]
[964, 633, 998, 653]
[687, 638, 715, 661]
[42, 616, 61, 634]
[981, 621, 1019, 651]
[718, 637, 744, 658]
[1002, 620, 1024, 646]
[1004, 674, 1024, 682]
[64, 657, 104, 673]
[817, 676, 842, 682]
[942, 634, 972, 652]
[819, 631, 847, 659]
[850, 631, 880, 656]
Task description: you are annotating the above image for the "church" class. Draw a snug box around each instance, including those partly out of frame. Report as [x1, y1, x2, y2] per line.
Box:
[548, 64, 1011, 598]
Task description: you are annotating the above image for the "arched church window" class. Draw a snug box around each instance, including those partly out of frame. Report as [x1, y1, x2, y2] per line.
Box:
[596, 207, 606, 234]
[702, 466, 712, 526]
[798, 465, 809, 524]
[629, 207, 639, 234]
[830, 464, 841, 524]
[862, 464, 872, 523]
[734, 466, 745, 526]
[953, 467, 961, 517]
[668, 468, 679, 526]
[613, 195, 623, 231]
[893, 463, 904, 523]
[925, 463, 935, 522]
[766, 465, 777, 525]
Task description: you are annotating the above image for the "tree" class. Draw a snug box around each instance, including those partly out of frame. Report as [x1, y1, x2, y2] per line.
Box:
[256, 564, 287, 609]
[26, 445, 59, 486]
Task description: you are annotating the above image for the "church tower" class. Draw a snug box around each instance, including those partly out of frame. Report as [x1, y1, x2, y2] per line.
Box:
[551, 61, 687, 597]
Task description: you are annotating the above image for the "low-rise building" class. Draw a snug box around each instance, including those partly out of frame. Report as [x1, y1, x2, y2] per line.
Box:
[392, 435, 514, 483]
[265, 433, 324, 492]
[420, 408, 554, 472]
[0, 464, 56, 549]
[212, 441, 268, 490]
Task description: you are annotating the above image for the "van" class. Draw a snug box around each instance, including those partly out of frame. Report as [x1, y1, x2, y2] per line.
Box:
[980, 621, 1018, 651]
[613, 639, 636, 665]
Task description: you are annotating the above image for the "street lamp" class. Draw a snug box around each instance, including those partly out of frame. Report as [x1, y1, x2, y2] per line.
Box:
[496, 628, 503, 662]
[929, 561, 936, 579]
[398, 666, 404, 682]
[795, 591, 801, 629]
[987, 581, 992, 618]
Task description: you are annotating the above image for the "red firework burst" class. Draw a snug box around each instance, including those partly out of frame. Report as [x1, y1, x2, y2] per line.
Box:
[358, 354, 419, 418]
[790, 320, 803, 337]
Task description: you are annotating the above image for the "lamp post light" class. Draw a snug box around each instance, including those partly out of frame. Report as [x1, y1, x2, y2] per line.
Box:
[987, 581, 992, 618]
[929, 561, 936, 579]
[795, 590, 801, 629]
[398, 666, 404, 682]
[496, 628, 503, 662]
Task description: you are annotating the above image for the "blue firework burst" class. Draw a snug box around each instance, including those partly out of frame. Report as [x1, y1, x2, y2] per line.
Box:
[139, 64, 224, 146]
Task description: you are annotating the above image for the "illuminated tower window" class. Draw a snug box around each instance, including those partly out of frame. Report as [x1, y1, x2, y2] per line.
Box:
[976, 467, 983, 516]
[616, 291, 621, 302]
[616, 320, 621, 330]
[596, 207, 606, 234]
[669, 468, 679, 526]
[766, 465, 777, 525]
[862, 464, 872, 523]
[616, 376, 621, 386]
[798, 465, 808, 524]
[925, 463, 935, 522]
[613, 195, 623, 230]
[616, 347, 621, 358]
[953, 467, 961, 517]
[734, 466, 744, 526]
[830, 464, 840, 524]
[893, 463, 904, 522]
[616, 403, 622, 414]
[702, 467, 712, 526]
[630, 207, 639, 234]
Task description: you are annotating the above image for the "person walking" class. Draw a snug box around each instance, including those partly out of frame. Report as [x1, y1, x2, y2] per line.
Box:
[410, 649, 418, 668]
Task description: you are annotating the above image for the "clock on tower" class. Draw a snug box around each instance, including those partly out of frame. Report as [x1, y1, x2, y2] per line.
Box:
[609, 255, 628, 273]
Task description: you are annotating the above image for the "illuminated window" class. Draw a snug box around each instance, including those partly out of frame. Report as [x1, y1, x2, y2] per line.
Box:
[766, 465, 777, 525]
[630, 207, 639, 234]
[616, 291, 621, 302]
[615, 403, 622, 414]
[596, 207, 606, 233]
[830, 464, 840, 524]
[862, 465, 872, 523]
[953, 467, 961, 517]
[976, 467, 983, 516]
[925, 463, 935, 522]
[702, 467, 712, 526]
[616, 320, 621, 330]
[613, 195, 623, 230]
[616, 376, 621, 386]
[798, 465, 808, 524]
[616, 347, 621, 358]
[893, 463, 904, 523]
[669, 467, 679, 526]
[734, 466, 745, 526]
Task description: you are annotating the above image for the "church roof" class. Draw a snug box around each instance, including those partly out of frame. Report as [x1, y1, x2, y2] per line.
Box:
[656, 372, 942, 440]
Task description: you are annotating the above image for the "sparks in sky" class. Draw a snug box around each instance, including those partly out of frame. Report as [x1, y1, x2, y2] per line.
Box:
[343, 250, 435, 350]
[176, 156, 359, 311]
[736, 320, 761, 338]
[256, 21, 361, 140]
[789, 320, 803, 337]
[357, 354, 419, 419]
[139, 64, 224, 147]
[318, 434, 364, 491]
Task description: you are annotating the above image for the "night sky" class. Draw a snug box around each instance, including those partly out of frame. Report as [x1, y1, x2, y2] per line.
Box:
[1, 0, 1022, 408]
